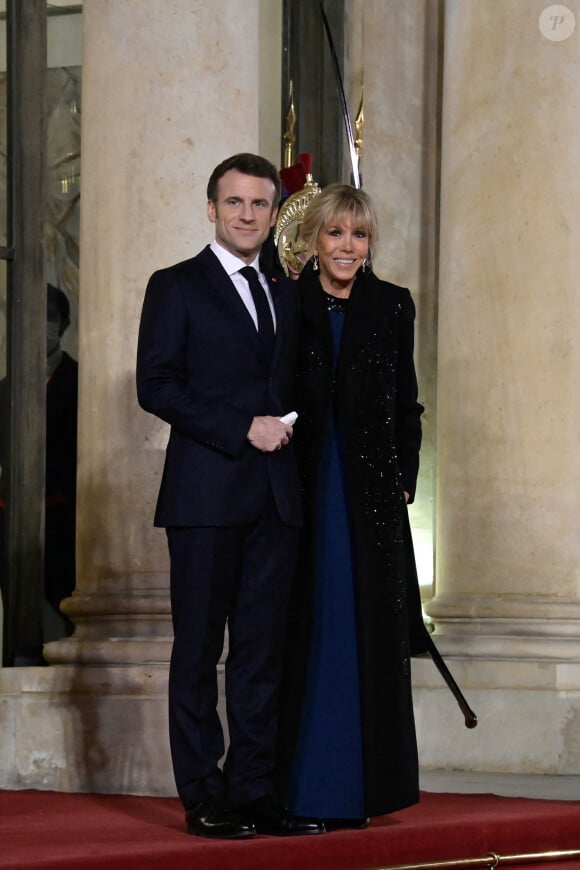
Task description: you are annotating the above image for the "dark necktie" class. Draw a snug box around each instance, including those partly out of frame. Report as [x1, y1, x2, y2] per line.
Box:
[240, 266, 275, 366]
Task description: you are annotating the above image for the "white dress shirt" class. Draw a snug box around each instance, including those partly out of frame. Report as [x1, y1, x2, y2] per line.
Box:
[210, 241, 277, 331]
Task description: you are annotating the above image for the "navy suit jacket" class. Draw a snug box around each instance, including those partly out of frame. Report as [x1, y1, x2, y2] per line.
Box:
[136, 245, 302, 528]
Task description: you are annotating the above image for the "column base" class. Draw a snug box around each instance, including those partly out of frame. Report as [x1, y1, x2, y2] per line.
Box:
[0, 665, 173, 794]
[44, 636, 173, 665]
[0, 665, 174, 793]
[43, 575, 174, 666]
[425, 596, 580, 660]
[413, 651, 580, 775]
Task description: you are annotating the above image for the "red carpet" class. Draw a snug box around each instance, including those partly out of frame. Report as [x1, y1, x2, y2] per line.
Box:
[1, 789, 579, 869]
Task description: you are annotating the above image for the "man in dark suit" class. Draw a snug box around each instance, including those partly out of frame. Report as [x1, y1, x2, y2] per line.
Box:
[137, 153, 322, 839]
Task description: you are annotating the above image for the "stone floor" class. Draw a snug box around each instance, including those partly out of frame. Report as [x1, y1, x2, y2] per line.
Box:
[420, 769, 580, 802]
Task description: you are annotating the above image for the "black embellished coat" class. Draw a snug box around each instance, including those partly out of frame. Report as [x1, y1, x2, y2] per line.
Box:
[280, 265, 430, 818]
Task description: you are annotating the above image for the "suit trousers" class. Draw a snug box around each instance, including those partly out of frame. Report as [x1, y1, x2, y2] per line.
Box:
[166, 490, 299, 811]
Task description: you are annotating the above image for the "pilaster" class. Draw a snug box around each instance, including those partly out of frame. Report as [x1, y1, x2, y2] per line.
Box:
[416, 0, 580, 773]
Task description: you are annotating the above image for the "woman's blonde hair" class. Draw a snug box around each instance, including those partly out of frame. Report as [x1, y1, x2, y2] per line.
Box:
[300, 183, 379, 260]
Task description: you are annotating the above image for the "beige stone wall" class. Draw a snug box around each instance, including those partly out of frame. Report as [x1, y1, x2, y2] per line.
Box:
[415, 0, 580, 774]
[433, 0, 580, 614]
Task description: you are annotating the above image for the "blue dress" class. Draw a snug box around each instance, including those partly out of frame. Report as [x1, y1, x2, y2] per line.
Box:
[286, 301, 365, 819]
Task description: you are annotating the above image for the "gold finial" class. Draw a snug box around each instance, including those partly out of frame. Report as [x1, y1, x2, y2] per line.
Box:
[355, 85, 364, 160]
[283, 80, 296, 168]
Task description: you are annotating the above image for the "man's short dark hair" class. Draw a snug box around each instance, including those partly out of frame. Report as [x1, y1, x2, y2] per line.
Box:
[47, 283, 70, 325]
[207, 153, 281, 207]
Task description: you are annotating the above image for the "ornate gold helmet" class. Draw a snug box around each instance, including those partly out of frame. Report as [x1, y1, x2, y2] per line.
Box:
[275, 153, 320, 279]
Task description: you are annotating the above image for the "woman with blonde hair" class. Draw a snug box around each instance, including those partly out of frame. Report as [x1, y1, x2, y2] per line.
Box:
[280, 183, 429, 828]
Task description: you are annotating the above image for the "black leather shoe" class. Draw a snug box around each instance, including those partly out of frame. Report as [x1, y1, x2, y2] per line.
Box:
[238, 796, 326, 836]
[185, 797, 256, 839]
[323, 817, 368, 831]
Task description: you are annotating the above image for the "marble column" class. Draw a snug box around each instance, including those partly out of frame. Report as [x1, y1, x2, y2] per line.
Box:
[414, 0, 580, 773]
[0, 0, 281, 794]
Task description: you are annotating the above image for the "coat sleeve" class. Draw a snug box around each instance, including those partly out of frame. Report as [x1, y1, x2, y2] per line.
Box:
[395, 288, 424, 502]
[136, 268, 254, 458]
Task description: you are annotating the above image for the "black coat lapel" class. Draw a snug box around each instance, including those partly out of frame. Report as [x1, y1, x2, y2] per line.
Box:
[297, 265, 333, 360]
[298, 266, 384, 373]
[337, 271, 388, 374]
[269, 274, 288, 371]
[196, 246, 262, 354]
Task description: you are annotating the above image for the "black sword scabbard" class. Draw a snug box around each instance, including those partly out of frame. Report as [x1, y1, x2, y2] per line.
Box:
[424, 634, 478, 729]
